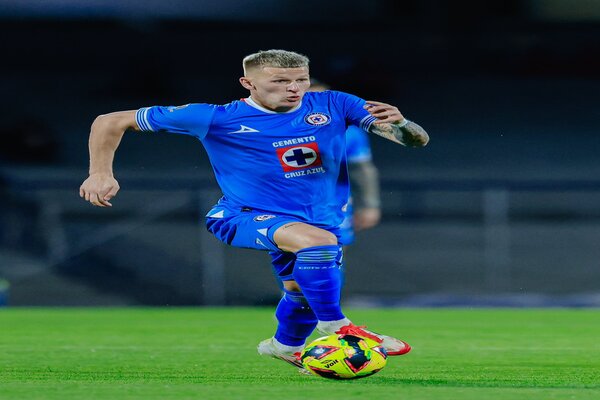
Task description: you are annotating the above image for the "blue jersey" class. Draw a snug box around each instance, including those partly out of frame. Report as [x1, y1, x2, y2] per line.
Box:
[345, 125, 373, 163]
[135, 91, 377, 228]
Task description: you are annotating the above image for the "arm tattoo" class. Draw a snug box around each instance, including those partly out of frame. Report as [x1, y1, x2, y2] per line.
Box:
[281, 222, 302, 230]
[369, 120, 429, 147]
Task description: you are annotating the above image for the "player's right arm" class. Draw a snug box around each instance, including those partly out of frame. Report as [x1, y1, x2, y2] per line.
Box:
[80, 104, 216, 207]
[79, 111, 139, 207]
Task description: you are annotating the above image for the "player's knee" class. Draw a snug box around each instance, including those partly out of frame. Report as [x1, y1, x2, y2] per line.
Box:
[295, 230, 337, 251]
[283, 280, 302, 292]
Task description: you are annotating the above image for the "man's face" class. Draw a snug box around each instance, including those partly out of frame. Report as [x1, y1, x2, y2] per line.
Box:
[241, 66, 310, 112]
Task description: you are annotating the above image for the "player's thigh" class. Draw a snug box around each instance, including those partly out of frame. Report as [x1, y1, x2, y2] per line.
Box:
[206, 208, 296, 252]
[273, 222, 337, 253]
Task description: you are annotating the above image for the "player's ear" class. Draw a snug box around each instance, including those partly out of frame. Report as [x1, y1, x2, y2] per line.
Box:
[239, 77, 254, 91]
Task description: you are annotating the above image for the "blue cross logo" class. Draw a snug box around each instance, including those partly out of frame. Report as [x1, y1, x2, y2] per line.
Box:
[304, 112, 330, 126]
[284, 148, 316, 167]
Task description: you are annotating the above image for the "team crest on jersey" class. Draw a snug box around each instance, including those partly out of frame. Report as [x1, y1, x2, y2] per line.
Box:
[254, 214, 276, 222]
[276, 142, 323, 172]
[304, 112, 331, 126]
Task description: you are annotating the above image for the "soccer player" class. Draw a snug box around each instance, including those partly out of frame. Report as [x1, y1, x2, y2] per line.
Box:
[79, 50, 429, 371]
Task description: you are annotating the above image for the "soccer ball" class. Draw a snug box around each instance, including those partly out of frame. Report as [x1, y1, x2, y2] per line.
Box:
[300, 334, 388, 379]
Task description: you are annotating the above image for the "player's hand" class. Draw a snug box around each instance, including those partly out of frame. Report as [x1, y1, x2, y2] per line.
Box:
[353, 208, 381, 231]
[79, 173, 120, 207]
[364, 101, 405, 125]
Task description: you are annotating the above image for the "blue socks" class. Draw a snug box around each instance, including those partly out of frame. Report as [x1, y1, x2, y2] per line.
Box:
[274, 289, 318, 347]
[293, 245, 344, 322]
[272, 245, 345, 347]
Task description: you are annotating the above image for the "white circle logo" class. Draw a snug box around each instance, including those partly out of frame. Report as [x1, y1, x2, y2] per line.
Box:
[304, 113, 331, 126]
[282, 147, 317, 168]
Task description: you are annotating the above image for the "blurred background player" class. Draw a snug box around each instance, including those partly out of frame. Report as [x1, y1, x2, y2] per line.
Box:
[309, 79, 381, 246]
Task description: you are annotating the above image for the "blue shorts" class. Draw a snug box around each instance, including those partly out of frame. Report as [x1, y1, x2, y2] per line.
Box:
[205, 200, 344, 281]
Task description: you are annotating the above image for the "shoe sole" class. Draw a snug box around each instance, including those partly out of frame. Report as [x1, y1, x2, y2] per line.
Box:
[385, 341, 411, 356]
[257, 339, 304, 368]
[276, 356, 303, 369]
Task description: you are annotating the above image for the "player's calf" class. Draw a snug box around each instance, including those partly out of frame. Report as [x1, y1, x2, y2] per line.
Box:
[274, 289, 318, 347]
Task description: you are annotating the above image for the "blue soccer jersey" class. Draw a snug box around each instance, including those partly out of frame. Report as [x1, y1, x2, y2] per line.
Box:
[345, 125, 373, 163]
[135, 91, 376, 228]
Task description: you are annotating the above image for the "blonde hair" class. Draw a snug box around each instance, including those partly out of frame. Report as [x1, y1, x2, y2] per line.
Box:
[243, 49, 309, 74]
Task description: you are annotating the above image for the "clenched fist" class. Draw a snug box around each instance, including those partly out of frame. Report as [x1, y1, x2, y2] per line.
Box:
[79, 173, 120, 207]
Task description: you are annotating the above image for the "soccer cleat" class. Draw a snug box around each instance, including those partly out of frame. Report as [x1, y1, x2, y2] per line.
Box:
[257, 338, 307, 370]
[322, 323, 411, 356]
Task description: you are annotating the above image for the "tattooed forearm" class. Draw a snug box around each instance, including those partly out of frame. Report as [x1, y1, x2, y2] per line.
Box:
[369, 120, 429, 147]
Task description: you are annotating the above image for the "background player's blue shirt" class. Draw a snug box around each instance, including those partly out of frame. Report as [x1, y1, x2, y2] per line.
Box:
[135, 91, 376, 228]
[338, 124, 373, 212]
[335, 125, 374, 242]
[345, 125, 373, 163]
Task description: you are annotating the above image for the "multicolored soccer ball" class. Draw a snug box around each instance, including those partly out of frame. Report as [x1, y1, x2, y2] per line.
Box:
[300, 334, 388, 379]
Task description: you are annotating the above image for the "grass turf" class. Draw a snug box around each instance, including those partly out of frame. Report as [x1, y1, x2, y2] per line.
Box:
[0, 308, 599, 400]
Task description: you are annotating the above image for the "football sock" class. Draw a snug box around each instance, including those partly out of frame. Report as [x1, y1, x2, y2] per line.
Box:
[274, 289, 318, 347]
[316, 318, 352, 334]
[272, 337, 305, 354]
[293, 245, 345, 322]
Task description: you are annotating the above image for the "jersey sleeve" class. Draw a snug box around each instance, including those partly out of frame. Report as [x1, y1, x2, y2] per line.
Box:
[345, 125, 373, 163]
[330, 91, 377, 132]
[135, 103, 217, 140]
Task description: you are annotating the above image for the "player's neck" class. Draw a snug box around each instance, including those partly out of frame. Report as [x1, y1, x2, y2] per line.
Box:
[246, 96, 302, 114]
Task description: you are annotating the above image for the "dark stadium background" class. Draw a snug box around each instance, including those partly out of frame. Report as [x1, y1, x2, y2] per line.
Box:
[0, 0, 599, 307]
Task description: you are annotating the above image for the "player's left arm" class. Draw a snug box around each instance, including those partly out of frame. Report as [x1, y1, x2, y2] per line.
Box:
[365, 100, 429, 147]
[349, 160, 381, 231]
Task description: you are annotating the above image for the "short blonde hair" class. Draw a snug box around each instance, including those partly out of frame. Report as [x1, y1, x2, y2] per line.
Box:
[243, 49, 309, 74]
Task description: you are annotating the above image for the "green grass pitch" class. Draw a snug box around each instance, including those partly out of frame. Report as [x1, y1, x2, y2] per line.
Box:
[1, 308, 599, 400]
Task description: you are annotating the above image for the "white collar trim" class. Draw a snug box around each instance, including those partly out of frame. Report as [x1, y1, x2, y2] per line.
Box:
[245, 96, 302, 114]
